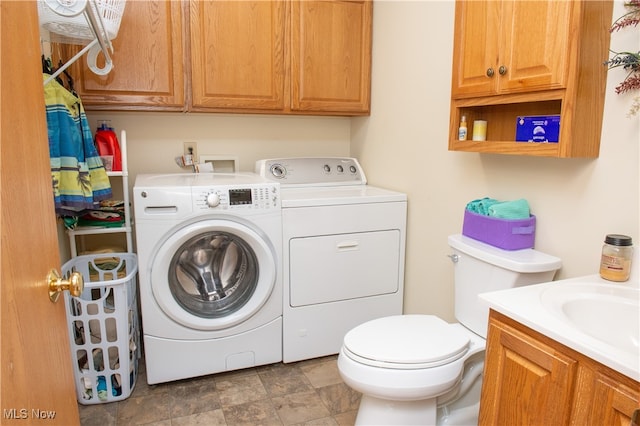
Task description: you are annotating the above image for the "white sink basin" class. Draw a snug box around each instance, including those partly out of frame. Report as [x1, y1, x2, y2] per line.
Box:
[540, 283, 640, 357]
[480, 275, 640, 381]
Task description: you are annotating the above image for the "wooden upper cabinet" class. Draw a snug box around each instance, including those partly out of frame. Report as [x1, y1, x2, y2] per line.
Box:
[498, 1, 571, 94]
[452, 1, 571, 99]
[190, 0, 371, 115]
[451, 1, 500, 98]
[71, 0, 371, 115]
[290, 0, 372, 113]
[448, 0, 613, 157]
[189, 0, 286, 111]
[72, 0, 185, 110]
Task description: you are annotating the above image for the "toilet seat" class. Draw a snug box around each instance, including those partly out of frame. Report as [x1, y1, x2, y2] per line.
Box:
[342, 315, 470, 370]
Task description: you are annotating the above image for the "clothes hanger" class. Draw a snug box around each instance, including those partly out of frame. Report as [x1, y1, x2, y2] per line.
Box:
[57, 58, 77, 97]
[42, 54, 64, 86]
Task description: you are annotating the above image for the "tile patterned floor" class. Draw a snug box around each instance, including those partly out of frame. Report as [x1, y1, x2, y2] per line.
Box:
[78, 355, 361, 425]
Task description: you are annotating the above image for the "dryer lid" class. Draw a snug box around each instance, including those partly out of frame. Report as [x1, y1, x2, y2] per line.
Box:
[343, 315, 470, 369]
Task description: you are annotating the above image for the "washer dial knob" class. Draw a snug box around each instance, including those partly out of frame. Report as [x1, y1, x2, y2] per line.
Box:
[206, 192, 221, 207]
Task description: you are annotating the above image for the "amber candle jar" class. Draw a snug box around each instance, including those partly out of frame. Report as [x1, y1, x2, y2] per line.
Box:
[599, 234, 633, 282]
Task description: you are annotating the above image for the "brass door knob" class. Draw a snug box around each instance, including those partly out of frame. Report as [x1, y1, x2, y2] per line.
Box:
[48, 269, 84, 303]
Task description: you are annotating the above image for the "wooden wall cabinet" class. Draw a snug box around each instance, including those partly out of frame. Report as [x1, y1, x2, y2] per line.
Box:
[452, 1, 571, 99]
[188, 1, 286, 111]
[68, 0, 372, 116]
[290, 0, 372, 114]
[448, 0, 614, 157]
[68, 0, 186, 111]
[480, 311, 640, 426]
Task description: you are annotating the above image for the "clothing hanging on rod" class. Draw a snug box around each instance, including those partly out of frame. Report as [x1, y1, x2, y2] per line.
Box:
[41, 53, 78, 95]
[44, 73, 112, 217]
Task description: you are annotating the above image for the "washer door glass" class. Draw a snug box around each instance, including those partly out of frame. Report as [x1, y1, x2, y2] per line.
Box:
[150, 219, 277, 331]
[169, 231, 258, 318]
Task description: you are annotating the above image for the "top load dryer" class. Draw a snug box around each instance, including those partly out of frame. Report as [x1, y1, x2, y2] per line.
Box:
[256, 157, 407, 362]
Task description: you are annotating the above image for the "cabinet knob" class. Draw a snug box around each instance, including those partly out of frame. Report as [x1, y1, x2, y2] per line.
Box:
[499, 65, 508, 75]
[486, 68, 495, 77]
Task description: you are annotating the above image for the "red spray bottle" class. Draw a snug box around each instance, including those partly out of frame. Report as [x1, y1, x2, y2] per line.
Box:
[94, 121, 122, 171]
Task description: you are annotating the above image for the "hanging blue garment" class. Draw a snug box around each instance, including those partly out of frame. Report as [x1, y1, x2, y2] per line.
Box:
[44, 74, 112, 216]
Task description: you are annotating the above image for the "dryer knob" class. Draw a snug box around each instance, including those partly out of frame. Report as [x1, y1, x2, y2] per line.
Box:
[270, 164, 286, 178]
[206, 192, 220, 207]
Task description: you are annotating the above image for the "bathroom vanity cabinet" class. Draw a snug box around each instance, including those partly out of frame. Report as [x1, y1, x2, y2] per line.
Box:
[479, 310, 640, 425]
[63, 0, 371, 116]
[448, 0, 613, 157]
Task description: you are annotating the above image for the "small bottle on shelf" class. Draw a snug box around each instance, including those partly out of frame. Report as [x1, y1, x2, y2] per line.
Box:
[458, 115, 468, 140]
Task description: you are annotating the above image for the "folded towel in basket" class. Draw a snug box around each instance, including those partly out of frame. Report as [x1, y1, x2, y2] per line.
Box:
[465, 197, 499, 216]
[488, 198, 530, 219]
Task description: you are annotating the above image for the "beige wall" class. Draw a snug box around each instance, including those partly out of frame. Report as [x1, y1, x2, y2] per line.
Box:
[80, 0, 639, 323]
[351, 0, 639, 321]
[85, 113, 351, 178]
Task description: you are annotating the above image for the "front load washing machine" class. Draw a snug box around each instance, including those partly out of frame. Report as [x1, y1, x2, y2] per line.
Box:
[256, 158, 407, 363]
[134, 173, 282, 384]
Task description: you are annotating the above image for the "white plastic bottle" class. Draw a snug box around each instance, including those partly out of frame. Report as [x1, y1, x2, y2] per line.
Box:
[458, 115, 468, 140]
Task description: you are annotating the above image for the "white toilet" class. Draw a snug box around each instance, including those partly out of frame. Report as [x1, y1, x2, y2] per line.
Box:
[337, 234, 562, 426]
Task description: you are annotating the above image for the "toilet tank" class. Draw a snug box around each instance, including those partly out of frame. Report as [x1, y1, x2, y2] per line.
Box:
[448, 234, 562, 338]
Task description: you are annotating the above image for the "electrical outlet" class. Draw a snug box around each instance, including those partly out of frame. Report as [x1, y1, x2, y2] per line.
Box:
[183, 142, 198, 163]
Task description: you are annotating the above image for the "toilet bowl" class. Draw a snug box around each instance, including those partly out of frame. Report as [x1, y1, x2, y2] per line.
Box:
[338, 234, 562, 426]
[339, 316, 485, 425]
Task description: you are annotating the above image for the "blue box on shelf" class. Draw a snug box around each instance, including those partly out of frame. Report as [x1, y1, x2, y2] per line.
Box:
[515, 115, 560, 143]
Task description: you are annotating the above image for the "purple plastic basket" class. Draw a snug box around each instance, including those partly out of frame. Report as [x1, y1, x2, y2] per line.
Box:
[462, 209, 536, 250]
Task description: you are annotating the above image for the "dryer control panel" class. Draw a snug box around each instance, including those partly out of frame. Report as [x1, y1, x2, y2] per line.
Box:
[255, 157, 367, 187]
[193, 184, 280, 211]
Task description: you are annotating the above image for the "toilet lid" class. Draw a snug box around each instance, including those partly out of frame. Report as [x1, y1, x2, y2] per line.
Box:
[343, 315, 470, 369]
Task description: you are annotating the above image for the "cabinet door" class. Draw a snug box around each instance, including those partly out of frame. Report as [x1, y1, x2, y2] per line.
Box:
[587, 373, 640, 425]
[450, 1, 500, 98]
[72, 0, 185, 110]
[479, 315, 578, 425]
[498, 0, 571, 94]
[290, 0, 372, 114]
[451, 0, 571, 99]
[189, 0, 286, 110]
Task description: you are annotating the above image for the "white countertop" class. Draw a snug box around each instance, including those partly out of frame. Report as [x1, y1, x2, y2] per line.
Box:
[480, 274, 640, 382]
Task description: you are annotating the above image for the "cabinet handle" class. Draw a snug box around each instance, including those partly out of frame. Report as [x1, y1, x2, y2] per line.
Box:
[486, 67, 495, 77]
[499, 65, 508, 75]
[631, 408, 639, 426]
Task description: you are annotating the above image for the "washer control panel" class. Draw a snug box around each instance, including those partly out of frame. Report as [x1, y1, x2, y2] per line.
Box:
[193, 184, 279, 210]
[255, 157, 367, 186]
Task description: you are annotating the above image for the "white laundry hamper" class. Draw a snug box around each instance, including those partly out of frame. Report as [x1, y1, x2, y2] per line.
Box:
[62, 253, 140, 404]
